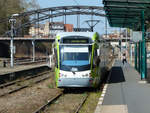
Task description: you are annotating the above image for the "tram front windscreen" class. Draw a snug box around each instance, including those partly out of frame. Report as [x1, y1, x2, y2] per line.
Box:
[60, 45, 92, 71]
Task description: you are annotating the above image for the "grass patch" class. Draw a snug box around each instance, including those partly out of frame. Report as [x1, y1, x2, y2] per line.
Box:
[79, 91, 101, 113]
[28, 80, 34, 87]
[16, 81, 22, 86]
[47, 84, 54, 88]
[47, 82, 55, 89]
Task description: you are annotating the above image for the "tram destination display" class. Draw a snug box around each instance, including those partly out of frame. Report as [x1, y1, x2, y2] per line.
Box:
[63, 39, 89, 44]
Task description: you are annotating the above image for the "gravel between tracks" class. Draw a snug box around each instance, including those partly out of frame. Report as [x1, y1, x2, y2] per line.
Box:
[0, 72, 61, 113]
[44, 93, 87, 113]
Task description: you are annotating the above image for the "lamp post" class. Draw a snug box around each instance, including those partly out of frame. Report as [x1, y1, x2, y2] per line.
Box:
[32, 40, 35, 62]
[9, 14, 19, 68]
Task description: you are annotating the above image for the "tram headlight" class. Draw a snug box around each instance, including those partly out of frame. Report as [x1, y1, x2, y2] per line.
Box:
[59, 73, 63, 77]
[82, 73, 90, 77]
[59, 73, 67, 77]
[85, 74, 89, 77]
[89, 73, 92, 77]
[59, 73, 61, 77]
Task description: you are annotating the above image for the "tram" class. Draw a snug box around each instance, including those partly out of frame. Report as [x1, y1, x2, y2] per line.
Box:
[54, 32, 106, 88]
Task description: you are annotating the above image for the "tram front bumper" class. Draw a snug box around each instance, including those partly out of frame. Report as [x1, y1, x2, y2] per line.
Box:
[58, 78, 94, 87]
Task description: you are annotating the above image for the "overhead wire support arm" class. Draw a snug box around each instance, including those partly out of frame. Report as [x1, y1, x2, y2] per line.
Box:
[72, 0, 79, 5]
[85, 20, 100, 32]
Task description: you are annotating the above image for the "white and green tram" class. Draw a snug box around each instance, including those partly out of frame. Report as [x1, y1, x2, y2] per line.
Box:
[54, 32, 102, 88]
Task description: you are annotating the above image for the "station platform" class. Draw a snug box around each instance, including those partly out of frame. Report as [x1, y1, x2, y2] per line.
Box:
[95, 60, 150, 113]
[0, 63, 47, 76]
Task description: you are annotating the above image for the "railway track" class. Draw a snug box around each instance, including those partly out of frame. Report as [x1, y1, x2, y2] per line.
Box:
[0, 71, 51, 97]
[33, 90, 89, 113]
[3, 57, 47, 67]
[0, 71, 49, 87]
[33, 92, 63, 113]
[74, 94, 89, 113]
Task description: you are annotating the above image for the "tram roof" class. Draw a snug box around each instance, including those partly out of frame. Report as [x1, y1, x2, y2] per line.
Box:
[56, 32, 98, 39]
[103, 0, 150, 28]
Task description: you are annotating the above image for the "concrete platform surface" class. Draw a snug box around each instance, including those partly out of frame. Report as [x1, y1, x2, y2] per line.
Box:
[95, 60, 150, 113]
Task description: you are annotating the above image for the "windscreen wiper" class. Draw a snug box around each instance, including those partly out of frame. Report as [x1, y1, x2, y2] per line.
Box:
[72, 71, 76, 74]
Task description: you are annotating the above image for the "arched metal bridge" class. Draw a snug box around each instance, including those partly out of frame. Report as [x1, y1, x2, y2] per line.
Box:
[1, 5, 105, 36]
[18, 6, 104, 28]
[20, 6, 104, 17]
[1, 6, 104, 24]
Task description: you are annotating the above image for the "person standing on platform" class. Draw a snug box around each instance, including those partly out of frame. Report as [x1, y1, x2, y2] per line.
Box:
[122, 53, 127, 65]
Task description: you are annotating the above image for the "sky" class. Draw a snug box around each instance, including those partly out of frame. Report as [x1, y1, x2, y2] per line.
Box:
[36, 0, 103, 8]
[36, 0, 119, 35]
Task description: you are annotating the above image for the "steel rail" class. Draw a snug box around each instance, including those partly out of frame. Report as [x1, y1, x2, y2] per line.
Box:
[0, 71, 49, 88]
[74, 93, 89, 113]
[0, 71, 50, 97]
[33, 92, 63, 113]
[4, 58, 46, 66]
[33, 91, 88, 113]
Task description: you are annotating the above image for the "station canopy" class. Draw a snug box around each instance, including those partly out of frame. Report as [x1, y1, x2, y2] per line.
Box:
[103, 0, 150, 28]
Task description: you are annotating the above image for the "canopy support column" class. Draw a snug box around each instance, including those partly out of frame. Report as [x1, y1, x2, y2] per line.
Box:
[141, 10, 146, 79]
[135, 43, 138, 70]
[145, 47, 147, 78]
[138, 42, 141, 73]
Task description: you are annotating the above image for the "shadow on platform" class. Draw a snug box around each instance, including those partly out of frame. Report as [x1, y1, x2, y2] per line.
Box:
[146, 68, 150, 83]
[108, 66, 125, 84]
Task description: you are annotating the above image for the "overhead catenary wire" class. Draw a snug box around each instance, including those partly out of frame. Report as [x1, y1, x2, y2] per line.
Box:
[72, 0, 79, 5]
